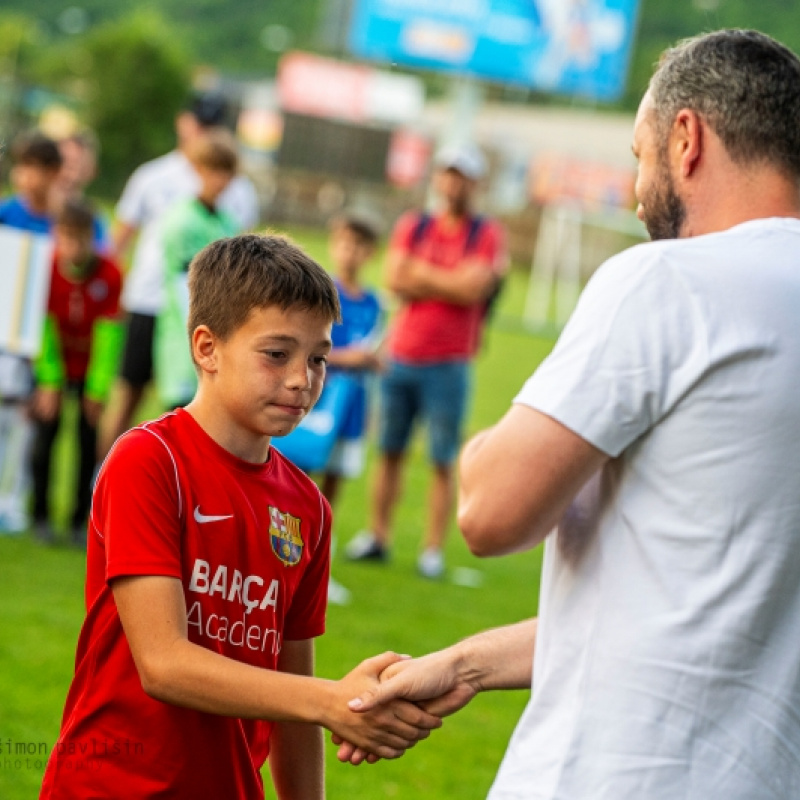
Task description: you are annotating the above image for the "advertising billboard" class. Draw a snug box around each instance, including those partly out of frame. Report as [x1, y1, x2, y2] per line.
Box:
[349, 0, 641, 102]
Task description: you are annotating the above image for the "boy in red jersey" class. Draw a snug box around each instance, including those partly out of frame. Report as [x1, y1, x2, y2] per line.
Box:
[31, 198, 124, 545]
[40, 234, 439, 799]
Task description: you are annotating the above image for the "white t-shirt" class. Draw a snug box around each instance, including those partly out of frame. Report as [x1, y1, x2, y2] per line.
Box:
[116, 150, 259, 315]
[491, 218, 800, 800]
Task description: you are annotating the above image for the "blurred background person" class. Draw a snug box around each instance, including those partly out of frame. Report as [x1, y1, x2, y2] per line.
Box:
[101, 92, 259, 456]
[0, 131, 62, 535]
[30, 198, 123, 545]
[319, 211, 384, 511]
[52, 130, 110, 252]
[346, 142, 508, 579]
[154, 129, 241, 410]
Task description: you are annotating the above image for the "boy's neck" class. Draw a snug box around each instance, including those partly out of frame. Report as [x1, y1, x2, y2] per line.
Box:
[185, 396, 272, 465]
[335, 272, 363, 295]
[25, 193, 50, 216]
[57, 254, 96, 281]
[196, 193, 219, 212]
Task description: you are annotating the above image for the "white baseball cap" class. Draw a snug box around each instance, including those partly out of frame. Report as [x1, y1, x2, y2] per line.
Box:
[434, 141, 487, 181]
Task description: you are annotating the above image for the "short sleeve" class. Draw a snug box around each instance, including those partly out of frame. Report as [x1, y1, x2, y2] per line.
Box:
[516, 243, 710, 457]
[92, 428, 184, 582]
[283, 492, 331, 640]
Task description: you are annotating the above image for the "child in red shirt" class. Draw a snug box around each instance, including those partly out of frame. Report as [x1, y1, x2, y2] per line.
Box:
[40, 234, 439, 800]
[31, 198, 123, 545]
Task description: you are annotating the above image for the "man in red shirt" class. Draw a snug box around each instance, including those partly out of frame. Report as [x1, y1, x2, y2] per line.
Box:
[31, 198, 123, 545]
[40, 234, 439, 800]
[346, 143, 508, 578]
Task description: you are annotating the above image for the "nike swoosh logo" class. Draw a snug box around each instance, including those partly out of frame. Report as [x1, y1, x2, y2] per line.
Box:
[194, 505, 233, 524]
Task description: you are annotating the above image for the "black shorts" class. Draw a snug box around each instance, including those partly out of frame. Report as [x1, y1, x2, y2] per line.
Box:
[119, 312, 156, 387]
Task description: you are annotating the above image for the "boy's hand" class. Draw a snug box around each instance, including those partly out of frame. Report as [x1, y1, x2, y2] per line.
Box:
[335, 650, 479, 765]
[32, 388, 61, 422]
[81, 397, 105, 427]
[322, 652, 442, 762]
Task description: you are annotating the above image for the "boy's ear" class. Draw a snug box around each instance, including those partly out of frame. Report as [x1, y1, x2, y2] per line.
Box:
[191, 325, 218, 374]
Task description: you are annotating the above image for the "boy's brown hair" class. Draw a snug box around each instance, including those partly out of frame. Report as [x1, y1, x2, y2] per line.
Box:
[186, 129, 239, 173]
[330, 211, 380, 247]
[55, 197, 96, 234]
[187, 234, 341, 343]
[12, 130, 62, 170]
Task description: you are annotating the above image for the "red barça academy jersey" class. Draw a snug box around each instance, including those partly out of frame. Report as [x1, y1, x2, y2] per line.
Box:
[47, 254, 122, 382]
[40, 409, 331, 800]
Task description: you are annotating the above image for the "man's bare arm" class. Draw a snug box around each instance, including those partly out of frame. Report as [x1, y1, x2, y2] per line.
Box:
[458, 405, 607, 556]
[112, 575, 441, 759]
[112, 221, 138, 262]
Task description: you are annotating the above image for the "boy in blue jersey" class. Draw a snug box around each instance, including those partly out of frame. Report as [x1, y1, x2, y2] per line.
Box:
[320, 214, 383, 605]
[0, 131, 62, 234]
[321, 213, 384, 508]
[0, 131, 62, 534]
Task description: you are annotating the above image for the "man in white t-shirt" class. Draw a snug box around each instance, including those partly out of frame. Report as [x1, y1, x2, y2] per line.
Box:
[102, 93, 259, 452]
[339, 29, 800, 799]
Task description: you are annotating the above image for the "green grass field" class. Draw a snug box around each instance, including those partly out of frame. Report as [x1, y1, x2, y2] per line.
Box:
[0, 227, 558, 799]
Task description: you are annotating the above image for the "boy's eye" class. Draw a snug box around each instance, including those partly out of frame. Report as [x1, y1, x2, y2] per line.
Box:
[311, 356, 328, 366]
[263, 350, 287, 360]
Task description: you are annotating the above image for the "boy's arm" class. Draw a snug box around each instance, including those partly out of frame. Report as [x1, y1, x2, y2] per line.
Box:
[85, 317, 125, 403]
[112, 575, 440, 759]
[269, 639, 324, 800]
[34, 314, 65, 390]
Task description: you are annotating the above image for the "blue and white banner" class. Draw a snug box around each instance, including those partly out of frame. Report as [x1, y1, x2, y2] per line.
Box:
[349, 0, 641, 101]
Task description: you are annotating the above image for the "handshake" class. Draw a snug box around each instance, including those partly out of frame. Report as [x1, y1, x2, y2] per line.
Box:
[326, 645, 480, 766]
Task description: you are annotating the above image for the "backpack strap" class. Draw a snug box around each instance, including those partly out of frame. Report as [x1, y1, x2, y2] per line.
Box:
[409, 211, 432, 251]
[465, 215, 485, 253]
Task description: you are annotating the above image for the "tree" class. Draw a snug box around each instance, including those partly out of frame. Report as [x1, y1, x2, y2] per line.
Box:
[78, 11, 191, 196]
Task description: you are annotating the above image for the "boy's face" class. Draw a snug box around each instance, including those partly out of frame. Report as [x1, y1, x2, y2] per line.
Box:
[329, 227, 374, 279]
[54, 224, 93, 273]
[12, 163, 59, 206]
[199, 304, 332, 442]
[196, 164, 234, 204]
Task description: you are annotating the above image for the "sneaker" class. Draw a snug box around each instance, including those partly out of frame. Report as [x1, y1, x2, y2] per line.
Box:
[345, 531, 388, 562]
[417, 548, 445, 580]
[327, 576, 351, 606]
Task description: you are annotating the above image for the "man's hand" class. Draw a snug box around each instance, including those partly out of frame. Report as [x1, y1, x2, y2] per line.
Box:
[32, 388, 61, 422]
[322, 652, 442, 762]
[334, 648, 478, 765]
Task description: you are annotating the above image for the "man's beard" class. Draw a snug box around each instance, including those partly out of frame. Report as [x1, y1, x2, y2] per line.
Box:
[641, 159, 686, 241]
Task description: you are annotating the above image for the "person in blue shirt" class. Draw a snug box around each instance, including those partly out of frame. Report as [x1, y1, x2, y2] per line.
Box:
[0, 131, 62, 233]
[0, 131, 62, 534]
[321, 213, 384, 508]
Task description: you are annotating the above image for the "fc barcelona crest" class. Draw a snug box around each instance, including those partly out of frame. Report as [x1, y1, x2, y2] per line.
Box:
[269, 506, 304, 566]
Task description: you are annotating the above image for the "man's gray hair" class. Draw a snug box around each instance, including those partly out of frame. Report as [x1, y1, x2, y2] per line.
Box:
[649, 29, 800, 179]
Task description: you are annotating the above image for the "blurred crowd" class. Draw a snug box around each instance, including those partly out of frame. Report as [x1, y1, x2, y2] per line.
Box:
[0, 91, 508, 586]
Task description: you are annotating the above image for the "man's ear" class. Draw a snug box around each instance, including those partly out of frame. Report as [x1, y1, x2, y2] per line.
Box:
[673, 108, 703, 179]
[192, 325, 218, 375]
